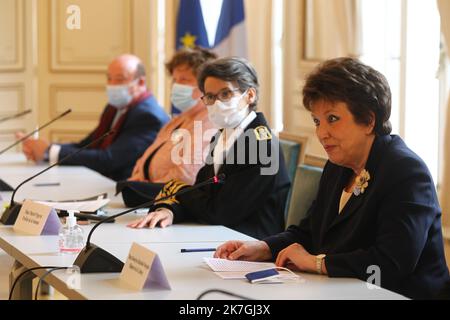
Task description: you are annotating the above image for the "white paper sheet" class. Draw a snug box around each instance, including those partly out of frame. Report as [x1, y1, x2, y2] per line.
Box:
[36, 198, 110, 213]
[214, 270, 297, 280]
[204, 258, 303, 283]
[203, 258, 276, 272]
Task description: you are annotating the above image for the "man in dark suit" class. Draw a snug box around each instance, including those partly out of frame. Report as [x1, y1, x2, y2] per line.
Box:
[215, 58, 450, 299]
[17, 54, 170, 181]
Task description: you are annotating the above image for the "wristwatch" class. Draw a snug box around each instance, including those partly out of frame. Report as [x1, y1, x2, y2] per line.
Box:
[316, 254, 326, 275]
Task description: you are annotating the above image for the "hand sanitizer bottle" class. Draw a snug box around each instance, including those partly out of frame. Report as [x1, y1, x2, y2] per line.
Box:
[59, 211, 84, 254]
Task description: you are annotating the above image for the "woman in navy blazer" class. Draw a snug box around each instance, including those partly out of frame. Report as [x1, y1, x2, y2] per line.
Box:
[215, 57, 450, 299]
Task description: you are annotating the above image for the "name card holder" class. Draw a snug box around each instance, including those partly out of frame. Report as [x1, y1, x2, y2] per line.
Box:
[120, 242, 171, 291]
[13, 200, 61, 235]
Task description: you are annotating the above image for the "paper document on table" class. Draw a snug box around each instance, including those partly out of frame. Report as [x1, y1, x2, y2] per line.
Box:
[214, 272, 252, 280]
[214, 269, 299, 281]
[203, 258, 276, 272]
[203, 258, 303, 283]
[35, 198, 110, 213]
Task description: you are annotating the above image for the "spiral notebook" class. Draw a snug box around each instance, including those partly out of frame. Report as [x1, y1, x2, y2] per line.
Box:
[203, 258, 302, 282]
[204, 258, 275, 272]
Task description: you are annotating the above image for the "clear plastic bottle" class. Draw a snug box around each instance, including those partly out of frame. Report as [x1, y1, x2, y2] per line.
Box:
[58, 211, 84, 254]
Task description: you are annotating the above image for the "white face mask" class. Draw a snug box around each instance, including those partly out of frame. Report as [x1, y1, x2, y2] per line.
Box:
[207, 90, 249, 128]
[106, 79, 138, 109]
[170, 83, 199, 112]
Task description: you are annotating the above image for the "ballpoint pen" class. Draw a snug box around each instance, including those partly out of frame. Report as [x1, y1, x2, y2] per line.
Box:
[33, 126, 39, 139]
[180, 248, 216, 253]
[33, 182, 61, 187]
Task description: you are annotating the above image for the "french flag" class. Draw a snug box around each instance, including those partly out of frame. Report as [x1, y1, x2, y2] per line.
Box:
[213, 0, 247, 58]
[176, 0, 210, 50]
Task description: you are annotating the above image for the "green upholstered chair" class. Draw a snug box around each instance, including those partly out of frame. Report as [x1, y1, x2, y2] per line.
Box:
[280, 139, 301, 185]
[285, 164, 323, 228]
[280, 139, 301, 220]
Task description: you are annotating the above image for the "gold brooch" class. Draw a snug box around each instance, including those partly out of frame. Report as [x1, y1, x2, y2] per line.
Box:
[353, 169, 370, 196]
[254, 126, 272, 141]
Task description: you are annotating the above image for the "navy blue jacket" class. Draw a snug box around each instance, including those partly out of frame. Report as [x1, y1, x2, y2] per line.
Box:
[153, 113, 291, 239]
[264, 135, 449, 299]
[58, 95, 169, 181]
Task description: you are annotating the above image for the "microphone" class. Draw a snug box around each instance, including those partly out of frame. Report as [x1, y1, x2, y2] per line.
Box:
[73, 173, 226, 273]
[0, 109, 32, 124]
[0, 130, 115, 225]
[0, 109, 71, 156]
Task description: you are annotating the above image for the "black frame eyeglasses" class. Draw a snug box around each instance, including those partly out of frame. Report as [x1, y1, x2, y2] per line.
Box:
[201, 88, 242, 106]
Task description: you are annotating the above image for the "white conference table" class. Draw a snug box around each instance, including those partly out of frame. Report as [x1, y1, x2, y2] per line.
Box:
[0, 153, 118, 203]
[0, 153, 407, 300]
[0, 231, 404, 300]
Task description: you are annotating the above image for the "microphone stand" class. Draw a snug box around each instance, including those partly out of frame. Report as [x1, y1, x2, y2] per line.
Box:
[73, 174, 226, 273]
[0, 109, 71, 156]
[0, 109, 32, 124]
[0, 131, 114, 225]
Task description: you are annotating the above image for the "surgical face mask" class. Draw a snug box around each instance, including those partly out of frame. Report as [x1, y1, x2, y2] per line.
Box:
[170, 83, 199, 112]
[207, 90, 249, 128]
[106, 80, 137, 109]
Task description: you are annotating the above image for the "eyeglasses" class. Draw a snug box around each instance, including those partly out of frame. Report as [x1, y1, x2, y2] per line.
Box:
[201, 88, 241, 106]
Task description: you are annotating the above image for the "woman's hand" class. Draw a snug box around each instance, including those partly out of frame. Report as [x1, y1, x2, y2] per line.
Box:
[127, 208, 174, 229]
[275, 243, 320, 273]
[214, 241, 272, 262]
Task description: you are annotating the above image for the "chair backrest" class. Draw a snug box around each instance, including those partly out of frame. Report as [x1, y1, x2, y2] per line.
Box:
[279, 139, 301, 220]
[280, 139, 301, 184]
[285, 164, 323, 228]
[279, 132, 308, 165]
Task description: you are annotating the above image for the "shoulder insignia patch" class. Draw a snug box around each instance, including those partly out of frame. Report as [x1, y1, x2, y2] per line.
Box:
[254, 126, 272, 141]
[154, 179, 189, 206]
